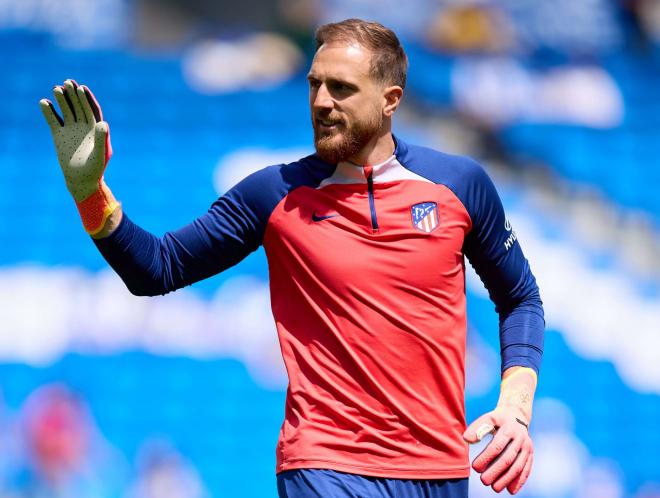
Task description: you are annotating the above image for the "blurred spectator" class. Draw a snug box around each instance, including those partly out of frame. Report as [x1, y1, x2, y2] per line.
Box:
[426, 4, 514, 54]
[634, 0, 660, 44]
[7, 384, 127, 498]
[133, 0, 197, 48]
[124, 439, 208, 498]
[277, 0, 320, 48]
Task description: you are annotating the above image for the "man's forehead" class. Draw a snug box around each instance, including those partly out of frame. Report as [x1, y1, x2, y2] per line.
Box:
[309, 42, 372, 79]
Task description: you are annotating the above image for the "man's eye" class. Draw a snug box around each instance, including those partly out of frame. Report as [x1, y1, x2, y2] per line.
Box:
[331, 83, 351, 92]
[308, 80, 320, 89]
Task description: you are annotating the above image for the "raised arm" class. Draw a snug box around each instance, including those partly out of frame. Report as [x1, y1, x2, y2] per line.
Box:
[90, 187, 268, 296]
[40, 80, 277, 296]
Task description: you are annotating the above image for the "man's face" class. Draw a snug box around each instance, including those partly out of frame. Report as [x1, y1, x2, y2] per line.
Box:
[308, 42, 385, 164]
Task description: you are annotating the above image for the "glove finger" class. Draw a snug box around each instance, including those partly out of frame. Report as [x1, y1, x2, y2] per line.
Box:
[95, 121, 113, 165]
[491, 441, 530, 492]
[463, 412, 497, 444]
[76, 86, 96, 124]
[82, 85, 104, 122]
[39, 99, 64, 129]
[64, 79, 85, 124]
[480, 435, 524, 486]
[507, 449, 534, 494]
[472, 425, 516, 473]
[53, 86, 75, 125]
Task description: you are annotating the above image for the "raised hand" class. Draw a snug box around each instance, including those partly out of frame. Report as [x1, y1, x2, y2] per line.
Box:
[40, 80, 119, 235]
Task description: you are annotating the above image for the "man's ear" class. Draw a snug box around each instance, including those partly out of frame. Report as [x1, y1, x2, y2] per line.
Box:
[383, 86, 403, 117]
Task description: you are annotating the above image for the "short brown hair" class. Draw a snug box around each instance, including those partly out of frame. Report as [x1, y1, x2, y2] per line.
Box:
[315, 19, 408, 89]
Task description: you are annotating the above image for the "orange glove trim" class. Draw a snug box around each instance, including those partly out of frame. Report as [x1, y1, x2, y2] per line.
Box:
[75, 182, 120, 235]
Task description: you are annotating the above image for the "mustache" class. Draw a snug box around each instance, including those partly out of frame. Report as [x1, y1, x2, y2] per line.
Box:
[314, 113, 344, 124]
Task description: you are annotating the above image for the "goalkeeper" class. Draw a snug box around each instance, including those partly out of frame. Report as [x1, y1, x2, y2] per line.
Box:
[41, 19, 544, 498]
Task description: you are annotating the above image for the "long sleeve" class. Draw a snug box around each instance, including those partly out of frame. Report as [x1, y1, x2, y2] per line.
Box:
[93, 165, 287, 296]
[461, 164, 545, 375]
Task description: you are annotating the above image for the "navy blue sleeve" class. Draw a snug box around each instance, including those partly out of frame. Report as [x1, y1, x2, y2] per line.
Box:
[93, 157, 336, 297]
[460, 162, 544, 374]
[397, 139, 545, 375]
[94, 165, 287, 296]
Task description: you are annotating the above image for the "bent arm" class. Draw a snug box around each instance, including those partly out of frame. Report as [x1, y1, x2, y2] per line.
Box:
[40, 79, 285, 293]
[92, 168, 280, 296]
[93, 211, 235, 296]
[94, 207, 257, 296]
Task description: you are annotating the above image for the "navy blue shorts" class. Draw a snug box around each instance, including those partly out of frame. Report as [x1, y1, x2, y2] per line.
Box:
[277, 469, 469, 498]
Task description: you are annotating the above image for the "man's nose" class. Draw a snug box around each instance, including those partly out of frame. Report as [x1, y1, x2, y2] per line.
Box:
[312, 84, 333, 111]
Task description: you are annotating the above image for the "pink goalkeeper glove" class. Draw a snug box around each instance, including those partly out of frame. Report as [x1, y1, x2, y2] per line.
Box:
[463, 367, 537, 494]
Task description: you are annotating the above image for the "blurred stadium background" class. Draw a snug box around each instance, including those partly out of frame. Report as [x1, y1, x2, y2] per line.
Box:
[1, 0, 659, 496]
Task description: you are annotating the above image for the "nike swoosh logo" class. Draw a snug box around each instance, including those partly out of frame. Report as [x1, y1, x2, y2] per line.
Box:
[312, 212, 340, 222]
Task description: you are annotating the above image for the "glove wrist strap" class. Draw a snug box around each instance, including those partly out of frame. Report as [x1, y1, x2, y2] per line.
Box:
[75, 180, 120, 235]
[497, 368, 537, 426]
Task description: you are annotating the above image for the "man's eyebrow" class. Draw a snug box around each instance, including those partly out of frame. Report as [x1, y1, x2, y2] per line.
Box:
[306, 74, 358, 88]
[328, 77, 359, 89]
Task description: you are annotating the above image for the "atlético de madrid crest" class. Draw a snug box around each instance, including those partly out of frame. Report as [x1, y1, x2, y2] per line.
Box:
[411, 202, 439, 233]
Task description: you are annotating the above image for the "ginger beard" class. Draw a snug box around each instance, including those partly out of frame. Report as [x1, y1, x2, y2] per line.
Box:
[313, 106, 383, 164]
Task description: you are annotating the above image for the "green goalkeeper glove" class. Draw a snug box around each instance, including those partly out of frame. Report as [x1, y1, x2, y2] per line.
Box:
[40, 79, 119, 235]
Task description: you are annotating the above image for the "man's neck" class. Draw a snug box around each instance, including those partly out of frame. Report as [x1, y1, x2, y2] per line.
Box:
[348, 129, 395, 166]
